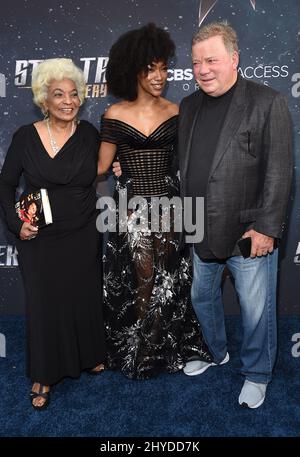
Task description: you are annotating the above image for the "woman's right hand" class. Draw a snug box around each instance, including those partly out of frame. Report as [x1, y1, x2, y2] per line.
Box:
[20, 222, 38, 241]
[112, 161, 122, 177]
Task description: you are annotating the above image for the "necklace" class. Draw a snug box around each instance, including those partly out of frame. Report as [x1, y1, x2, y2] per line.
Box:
[46, 118, 75, 155]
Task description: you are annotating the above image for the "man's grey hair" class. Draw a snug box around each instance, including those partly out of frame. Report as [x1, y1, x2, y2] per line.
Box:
[192, 21, 239, 54]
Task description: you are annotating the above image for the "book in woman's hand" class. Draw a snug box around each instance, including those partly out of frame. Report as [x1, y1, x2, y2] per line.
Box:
[15, 188, 53, 228]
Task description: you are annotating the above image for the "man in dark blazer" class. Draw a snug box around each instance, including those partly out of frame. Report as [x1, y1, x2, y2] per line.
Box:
[180, 22, 293, 409]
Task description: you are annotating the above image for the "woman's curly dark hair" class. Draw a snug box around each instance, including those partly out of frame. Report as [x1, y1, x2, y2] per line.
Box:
[106, 23, 175, 101]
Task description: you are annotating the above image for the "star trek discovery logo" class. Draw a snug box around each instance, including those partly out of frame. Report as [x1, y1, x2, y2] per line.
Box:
[14, 58, 108, 98]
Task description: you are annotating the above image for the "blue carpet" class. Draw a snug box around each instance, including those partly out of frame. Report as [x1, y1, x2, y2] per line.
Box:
[0, 316, 300, 437]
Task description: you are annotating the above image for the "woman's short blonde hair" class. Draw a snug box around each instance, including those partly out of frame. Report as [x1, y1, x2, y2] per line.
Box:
[31, 58, 86, 113]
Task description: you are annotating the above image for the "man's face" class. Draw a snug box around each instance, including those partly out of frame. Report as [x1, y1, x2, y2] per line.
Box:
[192, 35, 238, 97]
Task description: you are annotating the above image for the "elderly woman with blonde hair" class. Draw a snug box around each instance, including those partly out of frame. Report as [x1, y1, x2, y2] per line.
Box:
[0, 58, 105, 410]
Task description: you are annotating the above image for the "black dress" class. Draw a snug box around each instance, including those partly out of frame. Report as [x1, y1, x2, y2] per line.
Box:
[100, 115, 211, 379]
[0, 120, 105, 386]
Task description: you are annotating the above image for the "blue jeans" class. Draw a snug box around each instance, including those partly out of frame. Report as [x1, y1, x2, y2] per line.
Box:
[191, 249, 278, 383]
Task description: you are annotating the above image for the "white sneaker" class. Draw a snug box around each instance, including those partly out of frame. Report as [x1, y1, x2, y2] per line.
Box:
[183, 352, 229, 376]
[238, 380, 267, 409]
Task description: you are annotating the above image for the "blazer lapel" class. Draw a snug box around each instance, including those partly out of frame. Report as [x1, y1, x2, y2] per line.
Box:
[181, 91, 204, 181]
[208, 76, 248, 180]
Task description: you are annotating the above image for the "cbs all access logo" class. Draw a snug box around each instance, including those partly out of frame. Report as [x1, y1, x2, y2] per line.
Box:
[146, 65, 300, 94]
[176, 64, 293, 92]
[165, 64, 300, 96]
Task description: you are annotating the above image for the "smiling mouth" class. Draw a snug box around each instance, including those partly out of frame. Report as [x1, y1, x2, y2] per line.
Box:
[200, 78, 215, 83]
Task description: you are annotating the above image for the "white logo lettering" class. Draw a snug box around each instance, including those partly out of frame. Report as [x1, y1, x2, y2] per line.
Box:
[291, 333, 300, 357]
[0, 73, 6, 97]
[291, 73, 300, 98]
[0, 333, 6, 358]
[0, 245, 19, 267]
[294, 242, 300, 264]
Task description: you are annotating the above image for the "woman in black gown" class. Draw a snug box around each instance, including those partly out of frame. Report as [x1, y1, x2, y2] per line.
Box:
[0, 58, 105, 409]
[98, 24, 212, 379]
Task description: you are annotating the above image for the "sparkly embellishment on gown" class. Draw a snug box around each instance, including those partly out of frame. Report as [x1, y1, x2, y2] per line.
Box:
[100, 115, 212, 379]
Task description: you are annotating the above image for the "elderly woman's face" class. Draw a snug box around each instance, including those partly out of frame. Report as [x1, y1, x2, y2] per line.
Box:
[44, 78, 80, 122]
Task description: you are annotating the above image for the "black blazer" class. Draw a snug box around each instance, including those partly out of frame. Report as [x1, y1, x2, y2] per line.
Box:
[178, 76, 293, 258]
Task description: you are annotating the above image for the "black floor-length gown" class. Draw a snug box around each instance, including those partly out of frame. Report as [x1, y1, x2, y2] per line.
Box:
[100, 115, 212, 379]
[0, 120, 105, 386]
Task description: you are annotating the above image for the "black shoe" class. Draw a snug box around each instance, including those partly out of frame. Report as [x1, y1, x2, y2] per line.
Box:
[30, 384, 50, 410]
[87, 364, 105, 376]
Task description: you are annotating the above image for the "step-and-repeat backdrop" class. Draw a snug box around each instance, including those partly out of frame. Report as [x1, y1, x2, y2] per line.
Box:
[0, 0, 299, 314]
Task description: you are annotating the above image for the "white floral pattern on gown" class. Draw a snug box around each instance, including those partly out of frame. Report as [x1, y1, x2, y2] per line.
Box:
[101, 115, 212, 379]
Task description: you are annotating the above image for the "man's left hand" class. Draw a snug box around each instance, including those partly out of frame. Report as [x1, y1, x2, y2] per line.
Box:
[242, 229, 275, 258]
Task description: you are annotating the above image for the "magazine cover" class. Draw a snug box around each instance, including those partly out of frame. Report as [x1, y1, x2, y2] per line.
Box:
[15, 188, 53, 228]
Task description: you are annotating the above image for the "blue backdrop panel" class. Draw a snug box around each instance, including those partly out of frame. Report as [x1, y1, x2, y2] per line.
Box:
[0, 0, 299, 314]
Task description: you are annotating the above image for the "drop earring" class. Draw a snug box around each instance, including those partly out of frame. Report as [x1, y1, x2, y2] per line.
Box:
[43, 106, 49, 120]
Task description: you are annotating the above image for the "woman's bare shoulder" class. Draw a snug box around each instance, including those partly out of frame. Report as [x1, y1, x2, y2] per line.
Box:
[32, 120, 46, 135]
[103, 102, 132, 120]
[160, 99, 179, 116]
[33, 120, 44, 128]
